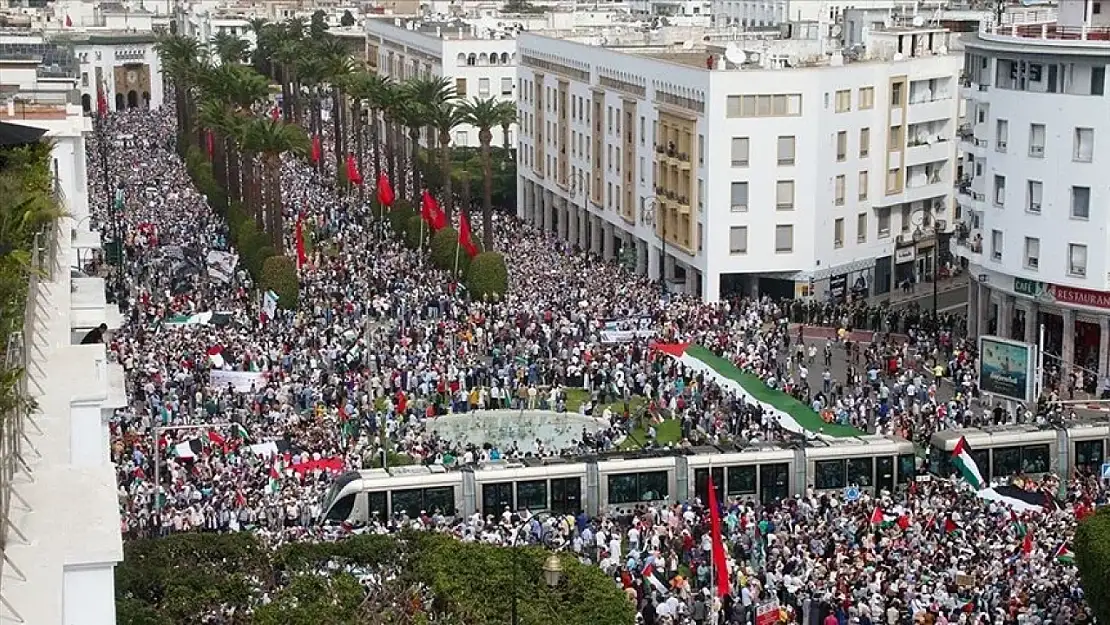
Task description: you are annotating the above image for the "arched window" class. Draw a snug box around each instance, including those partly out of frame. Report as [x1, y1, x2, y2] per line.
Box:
[501, 52, 510, 64]
[467, 53, 476, 66]
[81, 93, 91, 113]
[478, 53, 489, 65]
[457, 53, 466, 66]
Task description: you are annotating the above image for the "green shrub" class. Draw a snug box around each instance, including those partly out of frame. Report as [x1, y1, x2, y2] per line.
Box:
[387, 202, 416, 237]
[465, 251, 508, 300]
[244, 245, 273, 277]
[226, 202, 250, 236]
[430, 227, 459, 270]
[1077, 507, 1110, 624]
[404, 214, 427, 249]
[260, 255, 299, 309]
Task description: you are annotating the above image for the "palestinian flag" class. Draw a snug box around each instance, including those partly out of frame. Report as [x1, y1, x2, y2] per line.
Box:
[1053, 542, 1075, 564]
[231, 422, 250, 440]
[952, 437, 985, 489]
[173, 439, 203, 460]
[944, 517, 959, 534]
[207, 345, 225, 369]
[978, 484, 1059, 513]
[268, 460, 282, 493]
[651, 343, 864, 437]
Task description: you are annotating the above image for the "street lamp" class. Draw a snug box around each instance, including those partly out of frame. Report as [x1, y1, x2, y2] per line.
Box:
[541, 554, 564, 588]
[640, 197, 666, 294]
[910, 208, 940, 338]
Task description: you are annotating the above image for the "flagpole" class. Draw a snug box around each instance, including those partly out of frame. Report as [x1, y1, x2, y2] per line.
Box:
[453, 235, 461, 279]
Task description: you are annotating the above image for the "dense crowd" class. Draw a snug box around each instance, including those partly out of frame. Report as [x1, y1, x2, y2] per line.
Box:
[89, 108, 1102, 624]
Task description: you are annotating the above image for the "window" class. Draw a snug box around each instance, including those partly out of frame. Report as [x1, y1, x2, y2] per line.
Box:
[776, 180, 795, 210]
[859, 128, 870, 157]
[1069, 243, 1088, 276]
[732, 137, 750, 166]
[834, 175, 845, 205]
[1029, 123, 1045, 157]
[847, 457, 874, 487]
[516, 480, 547, 510]
[858, 170, 869, 200]
[991, 229, 1003, 261]
[878, 206, 891, 237]
[455, 78, 468, 97]
[857, 213, 867, 242]
[478, 78, 490, 96]
[455, 130, 468, 145]
[1093, 66, 1105, 95]
[886, 168, 901, 193]
[726, 95, 742, 117]
[1024, 237, 1040, 269]
[727, 94, 803, 117]
[900, 204, 912, 232]
[640, 116, 645, 144]
[1026, 180, 1042, 213]
[834, 218, 844, 248]
[889, 125, 903, 149]
[774, 224, 794, 252]
[730, 182, 749, 211]
[835, 89, 851, 112]
[1096, 1, 1103, 13]
[815, 459, 846, 489]
[607, 471, 668, 504]
[836, 131, 847, 161]
[729, 226, 748, 254]
[993, 175, 1006, 206]
[891, 82, 903, 106]
[777, 136, 795, 165]
[859, 86, 874, 109]
[996, 119, 1008, 151]
[500, 77, 513, 96]
[1072, 186, 1091, 219]
[1074, 127, 1094, 162]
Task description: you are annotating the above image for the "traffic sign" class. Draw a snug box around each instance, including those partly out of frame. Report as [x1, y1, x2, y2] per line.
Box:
[1101, 462, 1110, 480]
[844, 486, 860, 502]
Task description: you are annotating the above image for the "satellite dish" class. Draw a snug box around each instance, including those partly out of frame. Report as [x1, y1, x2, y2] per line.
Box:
[725, 45, 746, 66]
[912, 15, 925, 27]
[682, 40, 694, 50]
[831, 24, 842, 37]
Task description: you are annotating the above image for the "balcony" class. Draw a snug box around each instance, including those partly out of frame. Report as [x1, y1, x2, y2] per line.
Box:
[906, 97, 953, 124]
[954, 221, 984, 261]
[905, 138, 950, 166]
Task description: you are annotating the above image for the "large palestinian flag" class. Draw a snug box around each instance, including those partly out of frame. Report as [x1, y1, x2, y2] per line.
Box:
[950, 437, 1058, 513]
[652, 343, 864, 438]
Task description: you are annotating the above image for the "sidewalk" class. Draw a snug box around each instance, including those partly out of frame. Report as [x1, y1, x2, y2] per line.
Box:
[870, 273, 970, 307]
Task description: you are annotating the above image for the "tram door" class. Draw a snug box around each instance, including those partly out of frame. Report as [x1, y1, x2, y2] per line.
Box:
[876, 456, 896, 494]
[482, 482, 514, 515]
[694, 468, 725, 504]
[759, 463, 790, 504]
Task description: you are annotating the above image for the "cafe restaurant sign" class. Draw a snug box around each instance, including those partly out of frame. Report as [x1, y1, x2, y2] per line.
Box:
[1050, 285, 1110, 310]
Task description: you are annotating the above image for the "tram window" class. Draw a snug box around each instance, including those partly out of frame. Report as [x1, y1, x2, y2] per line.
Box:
[928, 446, 954, 477]
[727, 465, 757, 496]
[846, 457, 874, 487]
[391, 488, 423, 517]
[1021, 444, 1050, 473]
[608, 471, 669, 504]
[759, 463, 790, 504]
[424, 486, 456, 515]
[993, 447, 1021, 478]
[971, 450, 990, 479]
[516, 480, 548, 511]
[814, 459, 846, 490]
[876, 456, 895, 493]
[483, 483, 514, 513]
[550, 477, 581, 514]
[368, 492, 387, 520]
[325, 493, 356, 522]
[694, 468, 724, 503]
[1075, 440, 1105, 474]
[897, 454, 916, 484]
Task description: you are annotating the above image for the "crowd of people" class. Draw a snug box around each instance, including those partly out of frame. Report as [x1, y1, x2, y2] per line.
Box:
[88, 107, 1103, 624]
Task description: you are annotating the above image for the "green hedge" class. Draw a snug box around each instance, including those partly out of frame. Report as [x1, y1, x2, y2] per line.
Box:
[260, 256, 299, 309]
[465, 251, 508, 300]
[429, 226, 482, 278]
[386, 200, 415, 236]
[403, 214, 427, 250]
[183, 146, 226, 214]
[1077, 507, 1110, 624]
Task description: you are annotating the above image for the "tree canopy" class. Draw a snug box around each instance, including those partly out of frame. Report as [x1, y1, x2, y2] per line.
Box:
[1076, 507, 1110, 624]
[115, 532, 635, 625]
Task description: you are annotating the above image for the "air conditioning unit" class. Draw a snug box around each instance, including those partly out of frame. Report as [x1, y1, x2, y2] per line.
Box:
[1029, 202, 1041, 212]
[1028, 257, 1039, 268]
[997, 140, 1007, 150]
[1073, 266, 1087, 276]
[1030, 145, 1044, 156]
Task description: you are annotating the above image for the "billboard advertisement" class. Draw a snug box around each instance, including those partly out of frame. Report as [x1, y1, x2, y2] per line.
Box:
[977, 335, 1036, 403]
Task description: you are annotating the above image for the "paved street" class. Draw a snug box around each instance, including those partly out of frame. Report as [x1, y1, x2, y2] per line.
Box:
[871, 274, 970, 312]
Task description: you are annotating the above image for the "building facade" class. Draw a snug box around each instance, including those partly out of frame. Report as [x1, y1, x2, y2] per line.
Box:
[957, 0, 1110, 379]
[515, 28, 961, 302]
[366, 17, 518, 149]
[72, 32, 164, 113]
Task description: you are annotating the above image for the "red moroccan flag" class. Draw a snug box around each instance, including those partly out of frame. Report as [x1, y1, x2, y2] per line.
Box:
[310, 135, 321, 163]
[421, 190, 446, 231]
[270, 106, 280, 121]
[64, 14, 72, 27]
[96, 82, 108, 118]
[294, 213, 308, 269]
[458, 212, 478, 258]
[376, 173, 394, 208]
[205, 131, 214, 159]
[707, 476, 731, 598]
[345, 154, 363, 185]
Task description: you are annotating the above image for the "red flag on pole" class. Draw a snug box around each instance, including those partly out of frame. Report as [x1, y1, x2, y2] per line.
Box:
[421, 190, 446, 230]
[459, 212, 479, 258]
[96, 82, 108, 118]
[1022, 530, 1034, 556]
[376, 173, 394, 208]
[64, 14, 72, 27]
[205, 131, 215, 159]
[294, 213, 308, 269]
[310, 135, 321, 163]
[707, 476, 731, 598]
[270, 106, 281, 121]
[345, 154, 363, 185]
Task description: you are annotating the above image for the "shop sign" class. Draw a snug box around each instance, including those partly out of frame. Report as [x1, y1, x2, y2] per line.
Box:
[829, 274, 848, 302]
[894, 247, 916, 263]
[1013, 277, 1043, 297]
[1050, 284, 1110, 309]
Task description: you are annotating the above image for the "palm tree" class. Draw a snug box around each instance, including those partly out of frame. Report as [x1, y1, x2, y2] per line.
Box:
[427, 99, 467, 220]
[296, 55, 330, 174]
[460, 97, 516, 249]
[210, 31, 249, 65]
[377, 83, 405, 202]
[241, 118, 310, 252]
[362, 74, 390, 183]
[273, 40, 302, 123]
[401, 76, 456, 200]
[317, 36, 354, 187]
[154, 34, 203, 156]
[396, 99, 428, 207]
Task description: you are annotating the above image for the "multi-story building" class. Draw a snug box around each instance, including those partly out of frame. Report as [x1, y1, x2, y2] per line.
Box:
[71, 32, 165, 112]
[0, 61, 125, 625]
[366, 17, 518, 149]
[956, 0, 1110, 378]
[711, 0, 949, 29]
[516, 24, 962, 302]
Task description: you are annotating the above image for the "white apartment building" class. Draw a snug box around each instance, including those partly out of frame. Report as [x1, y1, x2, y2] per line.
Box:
[711, 0, 949, 29]
[957, 0, 1110, 378]
[366, 17, 518, 149]
[0, 70, 125, 625]
[516, 25, 962, 302]
[72, 32, 165, 112]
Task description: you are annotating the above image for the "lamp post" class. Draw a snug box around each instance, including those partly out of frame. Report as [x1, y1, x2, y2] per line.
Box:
[640, 198, 666, 294]
[96, 118, 126, 310]
[510, 526, 563, 625]
[910, 209, 939, 341]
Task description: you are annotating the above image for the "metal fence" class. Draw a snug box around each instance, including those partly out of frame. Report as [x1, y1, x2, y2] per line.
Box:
[0, 221, 57, 622]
